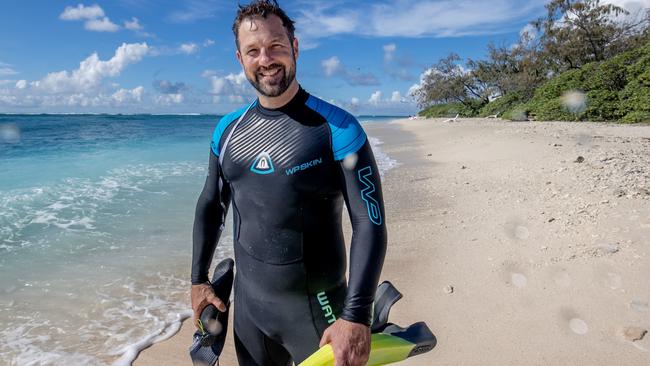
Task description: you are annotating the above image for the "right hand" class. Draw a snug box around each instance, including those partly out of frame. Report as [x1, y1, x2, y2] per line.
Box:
[191, 283, 227, 329]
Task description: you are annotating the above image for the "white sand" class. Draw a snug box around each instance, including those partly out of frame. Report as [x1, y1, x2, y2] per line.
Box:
[135, 118, 650, 365]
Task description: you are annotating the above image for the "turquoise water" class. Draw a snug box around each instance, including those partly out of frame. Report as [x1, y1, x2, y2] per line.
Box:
[0, 114, 398, 365]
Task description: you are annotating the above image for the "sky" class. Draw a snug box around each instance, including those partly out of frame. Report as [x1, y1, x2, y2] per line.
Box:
[0, 0, 647, 115]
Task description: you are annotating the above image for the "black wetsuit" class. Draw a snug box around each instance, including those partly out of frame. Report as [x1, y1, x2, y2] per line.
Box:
[192, 87, 387, 365]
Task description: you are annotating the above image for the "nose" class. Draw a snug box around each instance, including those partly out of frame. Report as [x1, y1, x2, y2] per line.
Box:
[258, 48, 273, 67]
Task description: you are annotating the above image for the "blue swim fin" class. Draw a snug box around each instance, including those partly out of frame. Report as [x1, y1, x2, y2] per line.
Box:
[189, 258, 234, 366]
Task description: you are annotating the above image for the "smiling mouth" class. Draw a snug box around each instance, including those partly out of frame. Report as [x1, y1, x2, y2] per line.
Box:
[258, 67, 282, 78]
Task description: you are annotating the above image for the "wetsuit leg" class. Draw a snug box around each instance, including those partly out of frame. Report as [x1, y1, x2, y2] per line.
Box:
[233, 250, 348, 364]
[281, 285, 347, 363]
[233, 304, 292, 366]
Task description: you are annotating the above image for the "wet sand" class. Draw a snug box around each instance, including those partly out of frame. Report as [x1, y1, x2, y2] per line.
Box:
[135, 118, 650, 365]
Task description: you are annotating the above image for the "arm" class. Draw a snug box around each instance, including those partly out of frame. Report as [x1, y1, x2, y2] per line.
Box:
[191, 150, 231, 284]
[320, 140, 388, 366]
[338, 139, 388, 325]
[191, 150, 231, 322]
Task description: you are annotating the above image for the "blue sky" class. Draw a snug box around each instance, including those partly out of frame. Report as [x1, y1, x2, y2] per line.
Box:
[0, 0, 638, 115]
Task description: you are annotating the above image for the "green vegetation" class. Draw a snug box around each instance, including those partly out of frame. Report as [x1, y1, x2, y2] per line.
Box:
[515, 42, 650, 122]
[419, 102, 480, 118]
[413, 0, 650, 123]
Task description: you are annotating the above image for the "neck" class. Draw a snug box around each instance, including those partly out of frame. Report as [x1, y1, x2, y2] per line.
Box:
[257, 81, 300, 109]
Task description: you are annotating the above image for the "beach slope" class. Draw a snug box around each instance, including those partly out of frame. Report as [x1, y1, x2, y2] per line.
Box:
[136, 117, 650, 365]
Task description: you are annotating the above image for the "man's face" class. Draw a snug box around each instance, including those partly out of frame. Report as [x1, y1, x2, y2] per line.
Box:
[236, 15, 298, 98]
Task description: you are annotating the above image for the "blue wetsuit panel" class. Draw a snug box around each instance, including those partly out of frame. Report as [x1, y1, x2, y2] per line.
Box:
[210, 105, 249, 157]
[305, 95, 367, 161]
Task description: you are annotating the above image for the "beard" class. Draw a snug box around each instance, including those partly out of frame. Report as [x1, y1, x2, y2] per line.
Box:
[246, 59, 296, 98]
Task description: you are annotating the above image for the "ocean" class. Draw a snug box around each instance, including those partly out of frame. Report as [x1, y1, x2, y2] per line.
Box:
[0, 114, 398, 366]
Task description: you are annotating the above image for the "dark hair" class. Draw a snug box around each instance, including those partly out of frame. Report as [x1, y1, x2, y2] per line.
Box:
[232, 0, 296, 50]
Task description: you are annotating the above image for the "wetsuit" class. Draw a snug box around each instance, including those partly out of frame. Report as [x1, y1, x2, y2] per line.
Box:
[192, 87, 387, 365]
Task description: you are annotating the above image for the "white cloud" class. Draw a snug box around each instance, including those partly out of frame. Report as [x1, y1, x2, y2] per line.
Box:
[203, 39, 215, 47]
[350, 97, 360, 106]
[204, 71, 254, 103]
[363, 90, 412, 108]
[59, 4, 105, 20]
[179, 43, 199, 55]
[112, 86, 144, 104]
[123, 17, 154, 37]
[168, 1, 220, 23]
[517, 23, 538, 47]
[295, 0, 545, 46]
[155, 93, 184, 105]
[30, 42, 149, 93]
[408, 68, 439, 97]
[296, 6, 359, 48]
[124, 17, 143, 30]
[602, 0, 650, 22]
[322, 56, 341, 77]
[85, 17, 120, 32]
[60, 4, 120, 32]
[519, 23, 537, 38]
[0, 42, 151, 109]
[0, 66, 18, 76]
[369, 91, 382, 106]
[383, 43, 397, 61]
[320, 56, 379, 86]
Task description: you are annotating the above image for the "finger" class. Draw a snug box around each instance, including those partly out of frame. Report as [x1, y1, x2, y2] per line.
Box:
[193, 302, 208, 327]
[319, 330, 331, 347]
[193, 308, 202, 328]
[210, 296, 227, 312]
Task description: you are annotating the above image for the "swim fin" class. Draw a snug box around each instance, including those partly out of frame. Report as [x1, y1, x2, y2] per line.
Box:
[189, 258, 234, 366]
[299, 281, 436, 366]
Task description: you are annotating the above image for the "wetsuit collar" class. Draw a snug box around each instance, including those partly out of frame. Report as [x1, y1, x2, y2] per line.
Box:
[254, 86, 309, 118]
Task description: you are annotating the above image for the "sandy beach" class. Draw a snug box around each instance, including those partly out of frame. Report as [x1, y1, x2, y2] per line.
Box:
[135, 117, 650, 365]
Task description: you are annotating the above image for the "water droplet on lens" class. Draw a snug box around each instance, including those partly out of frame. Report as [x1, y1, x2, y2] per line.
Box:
[0, 123, 21, 144]
[343, 153, 358, 170]
[569, 318, 589, 335]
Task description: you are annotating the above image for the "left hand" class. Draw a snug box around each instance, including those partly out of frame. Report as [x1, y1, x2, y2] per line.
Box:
[319, 318, 371, 366]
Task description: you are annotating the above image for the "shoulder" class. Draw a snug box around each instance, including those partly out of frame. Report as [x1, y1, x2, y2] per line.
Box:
[210, 103, 252, 156]
[304, 95, 367, 161]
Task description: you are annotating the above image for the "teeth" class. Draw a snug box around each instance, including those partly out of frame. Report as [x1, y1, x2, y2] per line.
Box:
[261, 69, 280, 77]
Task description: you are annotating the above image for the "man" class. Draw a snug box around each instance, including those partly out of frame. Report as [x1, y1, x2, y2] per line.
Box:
[191, 1, 387, 365]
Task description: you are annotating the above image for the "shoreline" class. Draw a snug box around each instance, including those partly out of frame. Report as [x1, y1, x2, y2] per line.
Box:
[134, 117, 650, 365]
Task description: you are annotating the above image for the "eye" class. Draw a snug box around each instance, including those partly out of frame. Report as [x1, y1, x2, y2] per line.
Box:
[246, 48, 259, 56]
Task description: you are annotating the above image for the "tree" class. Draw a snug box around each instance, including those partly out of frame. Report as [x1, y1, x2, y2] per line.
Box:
[468, 42, 546, 99]
[533, 0, 642, 72]
[412, 53, 491, 113]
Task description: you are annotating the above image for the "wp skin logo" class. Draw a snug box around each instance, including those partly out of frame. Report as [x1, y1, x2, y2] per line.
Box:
[317, 291, 336, 324]
[250, 152, 275, 174]
[285, 157, 323, 175]
[358, 166, 382, 225]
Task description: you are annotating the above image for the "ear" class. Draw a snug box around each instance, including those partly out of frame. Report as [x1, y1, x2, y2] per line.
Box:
[292, 37, 299, 60]
[236, 49, 243, 66]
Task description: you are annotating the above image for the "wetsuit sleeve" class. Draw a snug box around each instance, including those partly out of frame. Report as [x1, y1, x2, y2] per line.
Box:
[191, 150, 231, 284]
[338, 140, 388, 326]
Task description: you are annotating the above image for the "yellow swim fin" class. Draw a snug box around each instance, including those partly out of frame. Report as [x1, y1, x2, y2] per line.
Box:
[299, 322, 436, 366]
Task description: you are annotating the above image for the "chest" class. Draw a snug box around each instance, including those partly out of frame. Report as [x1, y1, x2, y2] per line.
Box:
[221, 115, 339, 194]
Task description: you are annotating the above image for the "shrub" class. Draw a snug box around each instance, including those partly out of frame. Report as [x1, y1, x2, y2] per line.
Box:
[621, 111, 650, 123]
[585, 90, 622, 121]
[479, 92, 524, 117]
[418, 102, 478, 118]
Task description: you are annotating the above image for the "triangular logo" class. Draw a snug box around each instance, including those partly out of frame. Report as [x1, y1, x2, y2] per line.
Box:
[250, 152, 275, 174]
